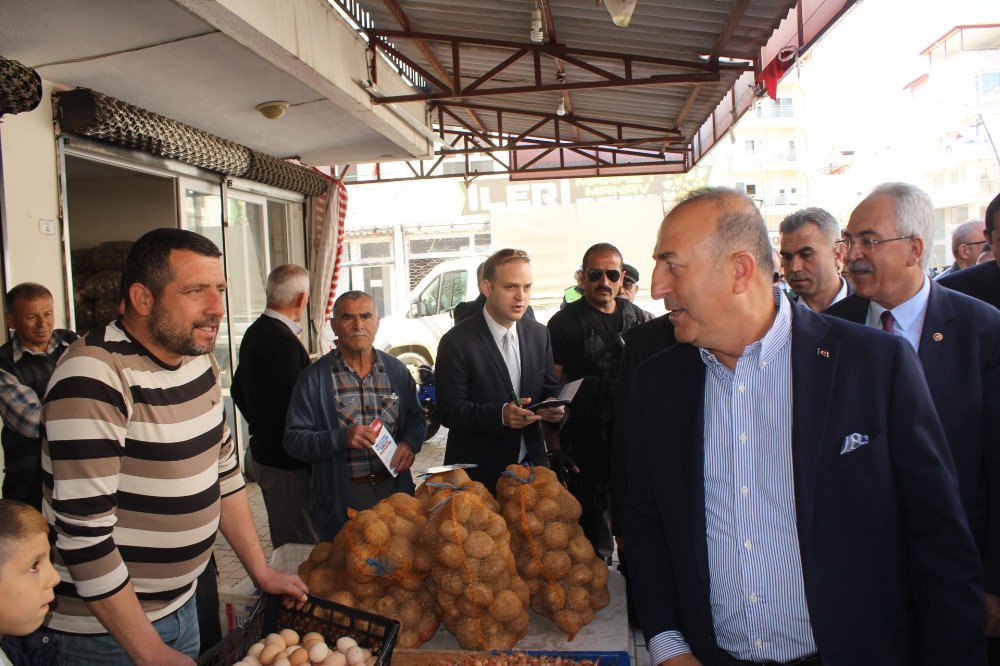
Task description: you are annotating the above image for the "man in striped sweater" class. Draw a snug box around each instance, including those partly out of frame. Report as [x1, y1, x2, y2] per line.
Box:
[42, 228, 307, 665]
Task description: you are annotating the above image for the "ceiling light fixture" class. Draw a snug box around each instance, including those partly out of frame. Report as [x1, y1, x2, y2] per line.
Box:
[556, 99, 566, 116]
[601, 0, 637, 27]
[530, 6, 544, 43]
[255, 101, 290, 120]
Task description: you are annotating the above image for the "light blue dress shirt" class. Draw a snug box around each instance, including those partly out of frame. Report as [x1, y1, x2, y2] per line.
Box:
[864, 275, 930, 353]
[647, 291, 818, 665]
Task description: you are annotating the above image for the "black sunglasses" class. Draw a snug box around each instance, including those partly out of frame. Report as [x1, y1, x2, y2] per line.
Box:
[586, 268, 621, 283]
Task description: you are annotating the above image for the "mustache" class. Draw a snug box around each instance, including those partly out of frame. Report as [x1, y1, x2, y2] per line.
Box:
[786, 271, 811, 282]
[847, 259, 875, 274]
[193, 318, 220, 328]
[664, 300, 684, 311]
[596, 286, 613, 294]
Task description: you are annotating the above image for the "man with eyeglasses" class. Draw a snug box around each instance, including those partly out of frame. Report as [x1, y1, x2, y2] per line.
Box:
[935, 218, 987, 281]
[940, 191, 1000, 310]
[547, 242, 646, 561]
[825, 183, 1000, 657]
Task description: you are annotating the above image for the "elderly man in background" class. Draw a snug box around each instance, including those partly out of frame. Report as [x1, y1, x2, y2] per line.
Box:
[625, 186, 985, 665]
[940, 192, 1000, 310]
[936, 218, 987, 280]
[824, 182, 1000, 658]
[232, 264, 318, 548]
[778, 207, 851, 312]
[0, 283, 76, 509]
[284, 291, 425, 541]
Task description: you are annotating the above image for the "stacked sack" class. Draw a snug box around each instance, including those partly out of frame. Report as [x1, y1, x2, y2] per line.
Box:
[496, 465, 610, 639]
[417, 469, 531, 650]
[72, 240, 132, 332]
[298, 493, 440, 648]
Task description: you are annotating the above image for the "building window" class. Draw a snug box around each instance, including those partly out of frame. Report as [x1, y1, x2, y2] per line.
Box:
[745, 139, 756, 153]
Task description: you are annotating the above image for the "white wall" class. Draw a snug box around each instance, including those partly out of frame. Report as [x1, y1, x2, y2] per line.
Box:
[0, 80, 67, 325]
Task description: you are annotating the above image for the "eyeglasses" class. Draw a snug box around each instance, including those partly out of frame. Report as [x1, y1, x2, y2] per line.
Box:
[961, 240, 987, 248]
[586, 268, 622, 283]
[841, 236, 913, 252]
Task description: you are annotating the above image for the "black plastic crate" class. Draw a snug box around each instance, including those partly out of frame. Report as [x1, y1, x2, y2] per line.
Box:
[198, 593, 400, 666]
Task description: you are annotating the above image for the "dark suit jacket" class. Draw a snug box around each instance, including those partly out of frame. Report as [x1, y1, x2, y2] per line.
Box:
[437, 310, 559, 493]
[453, 293, 535, 325]
[824, 282, 1000, 594]
[938, 260, 1000, 310]
[623, 305, 985, 665]
[231, 314, 310, 470]
[610, 315, 676, 536]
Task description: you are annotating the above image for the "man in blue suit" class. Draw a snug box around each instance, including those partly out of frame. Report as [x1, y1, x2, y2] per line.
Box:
[624, 187, 985, 666]
[824, 182, 1000, 659]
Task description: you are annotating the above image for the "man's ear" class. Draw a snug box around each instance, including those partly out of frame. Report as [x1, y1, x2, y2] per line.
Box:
[3, 312, 13, 330]
[481, 279, 493, 298]
[731, 251, 757, 294]
[906, 236, 925, 268]
[127, 283, 154, 316]
[296, 292, 308, 309]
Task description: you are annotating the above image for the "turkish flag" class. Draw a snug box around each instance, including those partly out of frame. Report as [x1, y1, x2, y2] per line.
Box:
[757, 47, 797, 100]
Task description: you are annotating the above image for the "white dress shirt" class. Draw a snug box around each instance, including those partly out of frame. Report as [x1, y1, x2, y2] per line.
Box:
[263, 308, 303, 336]
[864, 276, 930, 353]
[794, 276, 849, 312]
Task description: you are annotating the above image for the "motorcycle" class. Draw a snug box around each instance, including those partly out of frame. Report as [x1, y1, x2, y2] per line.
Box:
[417, 364, 440, 441]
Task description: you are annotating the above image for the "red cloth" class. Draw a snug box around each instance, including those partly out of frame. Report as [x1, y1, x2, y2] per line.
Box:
[757, 47, 796, 101]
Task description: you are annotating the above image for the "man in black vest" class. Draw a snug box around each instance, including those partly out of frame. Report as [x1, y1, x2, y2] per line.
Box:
[231, 264, 318, 548]
[0, 283, 76, 509]
[547, 243, 645, 561]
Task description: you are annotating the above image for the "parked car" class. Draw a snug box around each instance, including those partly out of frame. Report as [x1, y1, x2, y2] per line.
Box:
[374, 257, 482, 372]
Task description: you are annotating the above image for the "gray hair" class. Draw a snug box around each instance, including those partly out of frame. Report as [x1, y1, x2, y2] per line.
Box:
[265, 264, 309, 308]
[868, 182, 935, 269]
[678, 187, 774, 276]
[951, 219, 985, 256]
[332, 290, 375, 316]
[779, 207, 841, 245]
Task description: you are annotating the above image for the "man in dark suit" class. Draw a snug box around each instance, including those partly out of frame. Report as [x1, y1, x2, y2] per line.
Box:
[453, 261, 536, 325]
[824, 182, 1000, 657]
[437, 248, 562, 493]
[939, 191, 1000, 310]
[231, 264, 318, 547]
[624, 187, 985, 666]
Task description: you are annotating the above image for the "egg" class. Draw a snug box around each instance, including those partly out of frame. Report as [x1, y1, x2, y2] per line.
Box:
[322, 652, 348, 666]
[364, 657, 376, 666]
[265, 633, 287, 649]
[288, 647, 310, 666]
[308, 642, 330, 663]
[259, 643, 285, 665]
[346, 646, 365, 665]
[279, 628, 300, 646]
[336, 637, 357, 653]
[243, 659, 262, 666]
[273, 658, 291, 666]
[303, 632, 325, 648]
[361, 649, 372, 661]
[248, 642, 267, 659]
[233, 662, 248, 666]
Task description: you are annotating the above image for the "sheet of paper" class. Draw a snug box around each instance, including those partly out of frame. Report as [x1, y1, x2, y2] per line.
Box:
[527, 377, 583, 410]
[370, 417, 399, 477]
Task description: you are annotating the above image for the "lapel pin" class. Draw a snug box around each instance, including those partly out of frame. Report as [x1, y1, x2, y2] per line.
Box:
[932, 332, 943, 342]
[817, 348, 830, 358]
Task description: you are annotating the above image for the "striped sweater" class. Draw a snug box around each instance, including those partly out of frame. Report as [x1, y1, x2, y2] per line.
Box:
[41, 321, 245, 634]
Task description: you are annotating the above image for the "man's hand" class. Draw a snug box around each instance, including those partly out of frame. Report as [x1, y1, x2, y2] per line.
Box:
[986, 592, 1000, 636]
[346, 424, 377, 450]
[503, 398, 542, 430]
[390, 442, 416, 473]
[535, 404, 565, 423]
[659, 654, 702, 666]
[254, 565, 309, 608]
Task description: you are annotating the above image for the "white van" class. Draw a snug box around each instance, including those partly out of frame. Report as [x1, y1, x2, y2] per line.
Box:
[374, 257, 482, 371]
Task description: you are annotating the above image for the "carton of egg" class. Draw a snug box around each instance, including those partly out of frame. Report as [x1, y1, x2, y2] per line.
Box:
[231, 630, 375, 666]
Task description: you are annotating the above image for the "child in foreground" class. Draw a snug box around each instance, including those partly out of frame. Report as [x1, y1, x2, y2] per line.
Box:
[0, 499, 60, 666]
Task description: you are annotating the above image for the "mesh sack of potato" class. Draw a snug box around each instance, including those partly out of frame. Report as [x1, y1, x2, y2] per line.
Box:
[78, 270, 123, 301]
[91, 240, 133, 271]
[496, 464, 611, 640]
[417, 468, 531, 650]
[298, 494, 441, 648]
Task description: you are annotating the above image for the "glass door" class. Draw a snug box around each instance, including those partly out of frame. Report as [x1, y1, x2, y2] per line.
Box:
[224, 190, 270, 375]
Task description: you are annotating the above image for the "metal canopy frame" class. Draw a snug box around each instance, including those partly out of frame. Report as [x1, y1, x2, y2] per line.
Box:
[337, 0, 855, 183]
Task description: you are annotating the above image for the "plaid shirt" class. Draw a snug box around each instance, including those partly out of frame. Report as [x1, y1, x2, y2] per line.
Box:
[0, 332, 74, 439]
[330, 349, 401, 478]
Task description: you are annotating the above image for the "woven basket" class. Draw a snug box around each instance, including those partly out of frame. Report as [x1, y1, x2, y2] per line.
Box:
[0, 57, 42, 117]
[245, 150, 327, 196]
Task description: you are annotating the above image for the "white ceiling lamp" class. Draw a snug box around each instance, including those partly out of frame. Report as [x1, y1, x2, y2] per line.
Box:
[255, 101, 289, 120]
[602, 0, 637, 27]
[530, 4, 544, 43]
[556, 99, 566, 116]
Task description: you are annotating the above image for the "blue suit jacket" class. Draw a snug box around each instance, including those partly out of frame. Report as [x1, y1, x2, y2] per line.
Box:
[623, 304, 985, 665]
[437, 311, 559, 493]
[938, 260, 1000, 311]
[824, 281, 1000, 594]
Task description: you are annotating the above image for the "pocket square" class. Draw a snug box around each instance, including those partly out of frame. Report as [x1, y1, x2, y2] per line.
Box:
[840, 432, 869, 455]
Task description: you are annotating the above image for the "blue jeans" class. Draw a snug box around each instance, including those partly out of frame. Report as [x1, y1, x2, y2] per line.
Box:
[57, 593, 200, 665]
